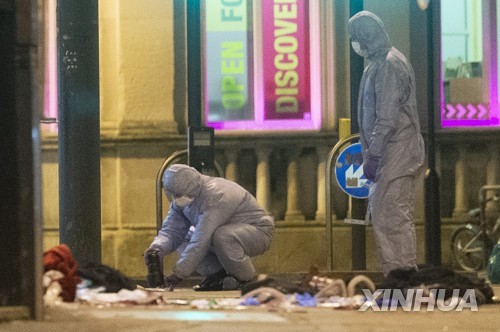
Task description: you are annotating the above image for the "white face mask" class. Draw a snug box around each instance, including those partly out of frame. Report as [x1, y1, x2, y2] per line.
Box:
[173, 195, 193, 207]
[351, 41, 368, 57]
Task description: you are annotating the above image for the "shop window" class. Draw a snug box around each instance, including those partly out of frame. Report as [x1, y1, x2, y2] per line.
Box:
[41, 0, 58, 132]
[203, 0, 322, 131]
[44, 1, 324, 133]
[441, 0, 499, 127]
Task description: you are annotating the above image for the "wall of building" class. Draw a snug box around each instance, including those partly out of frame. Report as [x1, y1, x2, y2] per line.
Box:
[42, 0, 181, 275]
[40, 0, 463, 280]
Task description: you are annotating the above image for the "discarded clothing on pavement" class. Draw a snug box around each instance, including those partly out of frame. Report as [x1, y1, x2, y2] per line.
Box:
[43, 244, 81, 302]
[379, 265, 494, 305]
[77, 262, 137, 293]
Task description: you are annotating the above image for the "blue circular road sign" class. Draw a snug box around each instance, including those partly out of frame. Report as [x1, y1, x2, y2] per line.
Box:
[334, 143, 370, 199]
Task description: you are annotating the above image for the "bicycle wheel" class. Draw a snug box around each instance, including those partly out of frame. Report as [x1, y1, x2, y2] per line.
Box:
[450, 226, 486, 272]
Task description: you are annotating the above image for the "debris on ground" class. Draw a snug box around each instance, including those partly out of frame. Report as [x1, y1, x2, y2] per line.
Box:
[41, 245, 498, 312]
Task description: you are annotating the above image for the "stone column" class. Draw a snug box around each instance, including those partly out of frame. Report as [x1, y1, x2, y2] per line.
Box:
[225, 149, 239, 182]
[452, 146, 468, 220]
[436, 144, 441, 177]
[315, 146, 329, 222]
[285, 150, 305, 222]
[256, 147, 272, 213]
[486, 145, 500, 211]
[487, 144, 499, 185]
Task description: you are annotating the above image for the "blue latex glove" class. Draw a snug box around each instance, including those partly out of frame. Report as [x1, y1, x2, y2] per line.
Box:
[296, 292, 317, 307]
[363, 156, 379, 182]
[240, 297, 261, 306]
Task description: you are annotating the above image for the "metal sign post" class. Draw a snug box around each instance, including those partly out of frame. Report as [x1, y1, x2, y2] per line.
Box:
[188, 126, 216, 175]
[326, 134, 370, 271]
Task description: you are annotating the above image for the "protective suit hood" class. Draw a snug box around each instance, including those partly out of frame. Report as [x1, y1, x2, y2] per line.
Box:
[163, 164, 201, 198]
[348, 11, 392, 59]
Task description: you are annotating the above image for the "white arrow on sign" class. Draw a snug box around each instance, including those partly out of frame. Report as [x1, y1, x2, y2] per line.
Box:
[345, 164, 367, 188]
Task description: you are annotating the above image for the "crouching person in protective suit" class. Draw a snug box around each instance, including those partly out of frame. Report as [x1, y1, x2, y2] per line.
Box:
[144, 164, 274, 291]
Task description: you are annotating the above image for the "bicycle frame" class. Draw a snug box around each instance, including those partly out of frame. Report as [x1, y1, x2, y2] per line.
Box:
[459, 226, 485, 253]
[451, 185, 500, 271]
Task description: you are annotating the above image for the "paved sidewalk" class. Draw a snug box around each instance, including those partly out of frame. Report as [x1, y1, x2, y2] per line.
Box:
[1, 285, 499, 332]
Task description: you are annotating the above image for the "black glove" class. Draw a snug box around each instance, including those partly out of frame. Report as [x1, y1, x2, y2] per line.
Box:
[363, 156, 379, 182]
[164, 273, 183, 291]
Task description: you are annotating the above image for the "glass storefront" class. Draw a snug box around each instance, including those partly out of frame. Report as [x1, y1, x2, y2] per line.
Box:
[203, 0, 322, 131]
[441, 0, 499, 127]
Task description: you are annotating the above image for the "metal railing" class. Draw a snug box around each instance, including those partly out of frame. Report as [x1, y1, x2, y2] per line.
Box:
[325, 133, 360, 271]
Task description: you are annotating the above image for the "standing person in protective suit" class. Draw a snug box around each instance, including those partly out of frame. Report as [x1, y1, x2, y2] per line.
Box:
[347, 11, 425, 277]
[144, 164, 274, 291]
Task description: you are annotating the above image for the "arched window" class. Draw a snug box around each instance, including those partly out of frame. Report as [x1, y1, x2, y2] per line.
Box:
[441, 0, 499, 127]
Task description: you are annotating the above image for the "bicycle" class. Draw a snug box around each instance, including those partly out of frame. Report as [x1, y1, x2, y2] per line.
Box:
[451, 185, 500, 272]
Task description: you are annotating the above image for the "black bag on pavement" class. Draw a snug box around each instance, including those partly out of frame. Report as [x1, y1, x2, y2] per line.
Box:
[78, 262, 137, 293]
[379, 265, 494, 305]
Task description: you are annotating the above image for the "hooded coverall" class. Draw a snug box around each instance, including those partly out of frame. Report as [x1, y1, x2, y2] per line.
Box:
[148, 164, 274, 282]
[348, 11, 425, 276]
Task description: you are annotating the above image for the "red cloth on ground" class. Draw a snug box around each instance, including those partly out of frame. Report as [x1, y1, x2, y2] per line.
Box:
[43, 244, 81, 302]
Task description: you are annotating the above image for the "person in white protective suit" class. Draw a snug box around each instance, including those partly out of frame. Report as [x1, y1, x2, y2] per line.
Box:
[348, 11, 425, 277]
[144, 164, 274, 291]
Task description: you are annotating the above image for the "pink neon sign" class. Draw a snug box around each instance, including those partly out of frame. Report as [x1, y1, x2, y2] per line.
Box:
[205, 0, 321, 131]
[262, 0, 310, 120]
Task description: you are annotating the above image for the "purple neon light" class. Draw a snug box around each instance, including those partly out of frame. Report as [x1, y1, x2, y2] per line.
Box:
[441, 118, 499, 126]
[208, 116, 321, 130]
[205, 0, 322, 132]
[489, 56, 499, 124]
[441, 103, 499, 127]
[440, 2, 499, 128]
[440, 25, 499, 127]
[441, 101, 499, 127]
[443, 103, 489, 119]
[43, 0, 58, 132]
